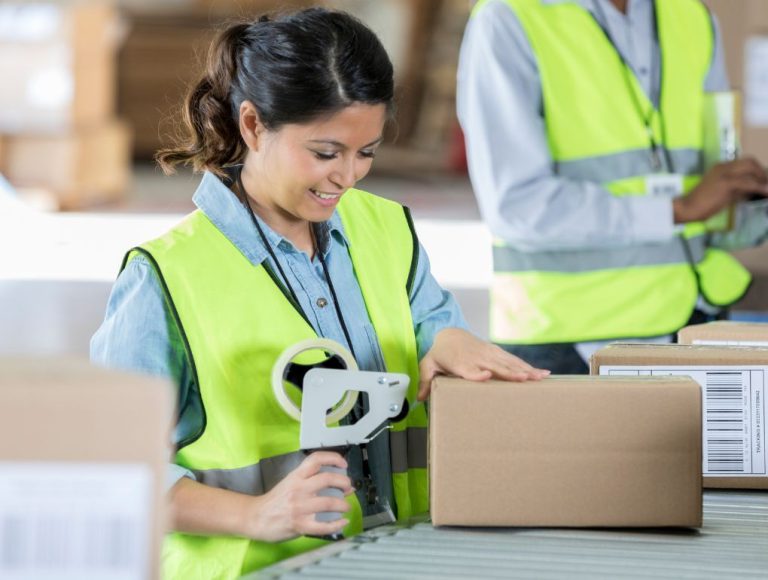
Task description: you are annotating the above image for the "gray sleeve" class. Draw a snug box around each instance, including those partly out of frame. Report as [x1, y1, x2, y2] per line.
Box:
[704, 10, 730, 93]
[457, 0, 675, 251]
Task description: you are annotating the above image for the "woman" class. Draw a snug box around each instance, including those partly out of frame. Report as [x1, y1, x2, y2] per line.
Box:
[91, 8, 547, 579]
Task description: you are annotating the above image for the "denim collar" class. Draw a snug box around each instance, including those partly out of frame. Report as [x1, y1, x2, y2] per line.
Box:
[191, 168, 349, 266]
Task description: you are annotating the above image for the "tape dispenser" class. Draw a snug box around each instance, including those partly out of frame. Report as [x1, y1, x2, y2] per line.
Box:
[272, 338, 409, 538]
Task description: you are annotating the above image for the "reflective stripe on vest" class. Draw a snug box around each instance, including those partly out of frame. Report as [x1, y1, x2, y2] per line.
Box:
[555, 148, 701, 184]
[190, 426, 429, 497]
[493, 236, 706, 273]
[129, 187, 424, 579]
[480, 0, 750, 344]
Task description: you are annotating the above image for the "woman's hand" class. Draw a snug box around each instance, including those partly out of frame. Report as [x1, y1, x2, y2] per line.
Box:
[245, 451, 355, 542]
[417, 328, 550, 401]
[170, 451, 355, 542]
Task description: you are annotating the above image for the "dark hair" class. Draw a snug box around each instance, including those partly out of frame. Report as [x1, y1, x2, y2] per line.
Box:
[157, 8, 394, 175]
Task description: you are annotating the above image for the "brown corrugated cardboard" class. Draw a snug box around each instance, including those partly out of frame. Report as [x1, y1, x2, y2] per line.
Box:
[0, 3, 118, 133]
[0, 358, 173, 579]
[1, 119, 132, 208]
[591, 343, 768, 489]
[678, 321, 768, 346]
[429, 375, 702, 528]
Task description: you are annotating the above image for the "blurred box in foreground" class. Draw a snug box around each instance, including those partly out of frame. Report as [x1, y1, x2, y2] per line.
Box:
[0, 358, 173, 580]
[429, 376, 702, 528]
[592, 343, 768, 490]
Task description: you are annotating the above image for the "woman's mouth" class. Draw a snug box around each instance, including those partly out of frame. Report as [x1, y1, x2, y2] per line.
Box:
[309, 189, 341, 205]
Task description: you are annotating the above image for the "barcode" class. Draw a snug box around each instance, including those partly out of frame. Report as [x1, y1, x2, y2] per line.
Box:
[705, 371, 746, 473]
[0, 515, 140, 573]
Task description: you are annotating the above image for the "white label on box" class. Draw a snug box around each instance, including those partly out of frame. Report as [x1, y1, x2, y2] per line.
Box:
[692, 339, 768, 347]
[0, 463, 152, 580]
[600, 366, 766, 477]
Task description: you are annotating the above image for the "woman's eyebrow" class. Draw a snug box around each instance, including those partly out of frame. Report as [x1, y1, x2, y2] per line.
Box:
[307, 136, 384, 149]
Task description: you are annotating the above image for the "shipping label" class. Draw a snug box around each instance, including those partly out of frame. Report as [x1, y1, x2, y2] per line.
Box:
[0, 463, 152, 580]
[692, 339, 768, 347]
[599, 365, 766, 477]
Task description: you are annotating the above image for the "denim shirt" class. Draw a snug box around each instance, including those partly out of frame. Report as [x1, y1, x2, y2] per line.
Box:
[91, 170, 467, 516]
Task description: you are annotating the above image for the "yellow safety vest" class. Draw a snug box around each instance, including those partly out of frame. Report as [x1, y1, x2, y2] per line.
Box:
[478, 0, 750, 344]
[124, 187, 428, 579]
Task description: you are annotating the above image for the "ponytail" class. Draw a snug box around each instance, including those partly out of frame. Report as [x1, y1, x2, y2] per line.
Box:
[156, 23, 249, 176]
[156, 9, 394, 177]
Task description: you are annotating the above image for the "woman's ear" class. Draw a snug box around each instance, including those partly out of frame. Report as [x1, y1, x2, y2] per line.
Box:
[239, 100, 264, 152]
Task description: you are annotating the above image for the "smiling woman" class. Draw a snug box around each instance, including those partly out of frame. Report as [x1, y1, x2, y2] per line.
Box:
[90, 7, 546, 580]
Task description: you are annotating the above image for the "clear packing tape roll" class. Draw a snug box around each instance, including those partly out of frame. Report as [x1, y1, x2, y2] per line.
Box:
[271, 338, 359, 423]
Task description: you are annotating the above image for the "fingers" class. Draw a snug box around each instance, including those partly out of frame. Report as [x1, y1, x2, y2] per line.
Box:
[724, 157, 767, 181]
[299, 517, 349, 538]
[732, 176, 768, 198]
[306, 495, 352, 517]
[472, 346, 549, 381]
[298, 451, 347, 477]
[305, 471, 354, 495]
[723, 159, 768, 197]
[418, 357, 439, 401]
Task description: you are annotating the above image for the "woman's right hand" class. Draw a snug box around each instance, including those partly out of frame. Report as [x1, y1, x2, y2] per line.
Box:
[245, 451, 355, 542]
[673, 158, 768, 223]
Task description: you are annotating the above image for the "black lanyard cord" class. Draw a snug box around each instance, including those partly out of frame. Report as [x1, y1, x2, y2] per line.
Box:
[236, 166, 378, 505]
[236, 166, 357, 361]
[237, 167, 304, 310]
[315, 243, 357, 362]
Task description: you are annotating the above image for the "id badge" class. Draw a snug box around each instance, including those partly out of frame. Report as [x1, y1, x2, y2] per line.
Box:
[646, 173, 683, 197]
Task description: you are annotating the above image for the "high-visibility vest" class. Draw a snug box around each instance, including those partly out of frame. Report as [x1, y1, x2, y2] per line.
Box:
[124, 187, 428, 579]
[478, 0, 750, 344]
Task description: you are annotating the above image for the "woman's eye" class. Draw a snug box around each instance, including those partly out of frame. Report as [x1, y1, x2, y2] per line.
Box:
[360, 150, 377, 159]
[313, 151, 337, 160]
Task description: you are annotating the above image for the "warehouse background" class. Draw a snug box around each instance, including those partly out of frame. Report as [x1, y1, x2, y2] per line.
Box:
[0, 0, 767, 358]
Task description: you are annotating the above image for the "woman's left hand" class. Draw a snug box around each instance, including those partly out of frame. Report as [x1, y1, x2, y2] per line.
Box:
[417, 328, 550, 401]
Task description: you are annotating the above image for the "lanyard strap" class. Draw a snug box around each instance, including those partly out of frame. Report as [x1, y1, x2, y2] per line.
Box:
[237, 166, 383, 505]
[590, 0, 673, 172]
[236, 166, 357, 361]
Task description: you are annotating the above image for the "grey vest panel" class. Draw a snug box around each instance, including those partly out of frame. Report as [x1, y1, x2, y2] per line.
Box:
[390, 427, 428, 473]
[191, 450, 305, 496]
[493, 235, 705, 273]
[555, 148, 702, 182]
[190, 426, 428, 494]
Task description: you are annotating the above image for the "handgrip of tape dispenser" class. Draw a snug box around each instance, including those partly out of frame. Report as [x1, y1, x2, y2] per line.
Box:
[272, 339, 358, 536]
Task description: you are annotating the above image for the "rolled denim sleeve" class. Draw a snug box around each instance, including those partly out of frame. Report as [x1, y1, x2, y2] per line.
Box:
[409, 242, 468, 359]
[90, 255, 196, 489]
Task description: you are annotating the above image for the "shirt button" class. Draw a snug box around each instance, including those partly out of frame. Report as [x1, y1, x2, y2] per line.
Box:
[316, 297, 328, 308]
[638, 67, 648, 75]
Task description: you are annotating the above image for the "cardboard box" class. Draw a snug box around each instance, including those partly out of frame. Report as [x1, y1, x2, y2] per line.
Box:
[0, 3, 118, 133]
[429, 375, 702, 528]
[678, 321, 768, 346]
[1, 119, 132, 209]
[0, 358, 173, 579]
[591, 343, 768, 489]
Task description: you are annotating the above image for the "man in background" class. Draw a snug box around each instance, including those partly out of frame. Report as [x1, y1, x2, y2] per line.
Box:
[457, 0, 768, 373]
